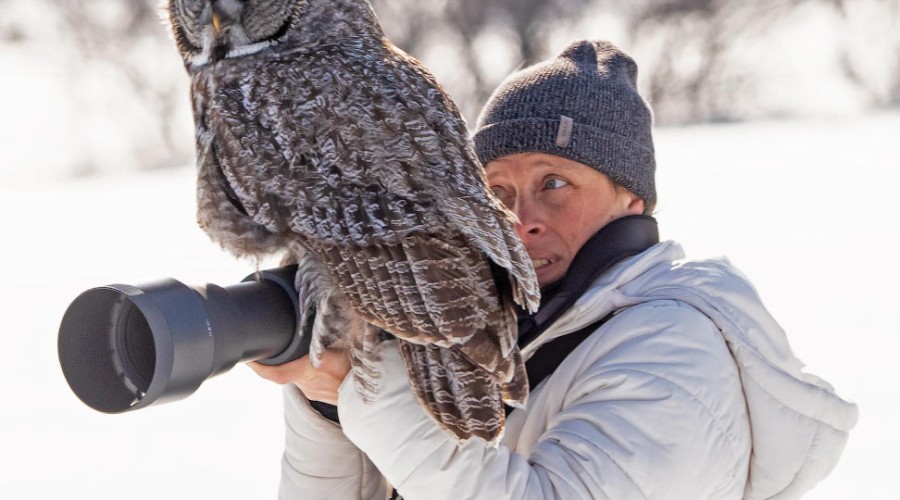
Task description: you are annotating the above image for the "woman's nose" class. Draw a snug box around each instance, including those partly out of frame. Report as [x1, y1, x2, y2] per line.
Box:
[513, 198, 546, 242]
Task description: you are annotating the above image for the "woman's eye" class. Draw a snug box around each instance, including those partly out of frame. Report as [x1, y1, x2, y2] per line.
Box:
[544, 177, 569, 190]
[491, 186, 510, 199]
[490, 186, 514, 207]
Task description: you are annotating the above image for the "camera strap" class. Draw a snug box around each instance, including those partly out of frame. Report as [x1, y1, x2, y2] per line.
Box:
[522, 310, 617, 393]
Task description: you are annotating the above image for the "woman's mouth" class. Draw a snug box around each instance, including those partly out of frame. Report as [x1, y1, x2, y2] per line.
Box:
[532, 258, 554, 269]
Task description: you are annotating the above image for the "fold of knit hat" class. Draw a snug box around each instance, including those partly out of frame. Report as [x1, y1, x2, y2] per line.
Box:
[474, 40, 656, 206]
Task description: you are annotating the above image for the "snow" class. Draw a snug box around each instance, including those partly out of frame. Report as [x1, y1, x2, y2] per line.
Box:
[0, 111, 898, 498]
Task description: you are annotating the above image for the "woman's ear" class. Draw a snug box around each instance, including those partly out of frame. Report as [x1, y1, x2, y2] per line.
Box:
[627, 195, 645, 215]
[617, 185, 645, 216]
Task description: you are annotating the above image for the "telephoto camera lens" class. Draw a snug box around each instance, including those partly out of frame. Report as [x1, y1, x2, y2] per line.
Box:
[58, 265, 309, 413]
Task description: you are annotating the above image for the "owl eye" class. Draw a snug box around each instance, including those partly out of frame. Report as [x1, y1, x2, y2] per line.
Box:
[169, 0, 207, 52]
[241, 0, 297, 43]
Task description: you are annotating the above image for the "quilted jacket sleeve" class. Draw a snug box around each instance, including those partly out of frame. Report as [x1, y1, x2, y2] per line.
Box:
[338, 300, 751, 499]
[278, 385, 391, 499]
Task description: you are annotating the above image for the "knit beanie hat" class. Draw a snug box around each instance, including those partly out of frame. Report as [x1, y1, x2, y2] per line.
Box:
[473, 40, 656, 206]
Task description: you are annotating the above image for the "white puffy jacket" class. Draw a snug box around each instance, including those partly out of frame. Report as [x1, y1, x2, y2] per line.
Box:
[278, 241, 858, 499]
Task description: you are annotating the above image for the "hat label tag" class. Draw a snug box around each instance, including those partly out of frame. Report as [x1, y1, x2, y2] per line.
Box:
[555, 115, 574, 148]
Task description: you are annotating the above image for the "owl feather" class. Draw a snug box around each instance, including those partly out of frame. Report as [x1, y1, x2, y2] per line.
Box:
[167, 0, 539, 442]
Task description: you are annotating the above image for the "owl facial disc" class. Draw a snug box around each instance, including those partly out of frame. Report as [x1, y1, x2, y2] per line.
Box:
[170, 0, 298, 67]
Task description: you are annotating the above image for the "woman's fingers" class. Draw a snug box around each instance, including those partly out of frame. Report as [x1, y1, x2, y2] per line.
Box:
[247, 348, 351, 405]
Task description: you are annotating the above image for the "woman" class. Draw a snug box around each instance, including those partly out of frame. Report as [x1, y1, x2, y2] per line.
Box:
[252, 40, 857, 499]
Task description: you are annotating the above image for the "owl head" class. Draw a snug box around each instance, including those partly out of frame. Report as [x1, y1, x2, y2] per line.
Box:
[167, 0, 302, 67]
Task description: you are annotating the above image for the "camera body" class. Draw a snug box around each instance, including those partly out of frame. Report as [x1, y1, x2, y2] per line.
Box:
[58, 265, 308, 413]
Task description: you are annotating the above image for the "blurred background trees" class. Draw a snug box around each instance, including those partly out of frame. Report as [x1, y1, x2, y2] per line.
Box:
[1, 0, 897, 181]
[370, 0, 900, 124]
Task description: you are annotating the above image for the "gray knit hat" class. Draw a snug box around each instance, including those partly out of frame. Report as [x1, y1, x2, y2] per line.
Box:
[474, 40, 656, 206]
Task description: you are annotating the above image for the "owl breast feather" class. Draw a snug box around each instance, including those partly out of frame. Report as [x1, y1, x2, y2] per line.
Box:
[196, 47, 472, 247]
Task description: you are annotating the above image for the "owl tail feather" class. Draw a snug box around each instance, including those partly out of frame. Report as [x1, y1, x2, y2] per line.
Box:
[347, 324, 394, 403]
[398, 341, 507, 444]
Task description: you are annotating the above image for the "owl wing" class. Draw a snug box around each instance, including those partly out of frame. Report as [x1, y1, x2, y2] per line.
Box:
[387, 47, 541, 315]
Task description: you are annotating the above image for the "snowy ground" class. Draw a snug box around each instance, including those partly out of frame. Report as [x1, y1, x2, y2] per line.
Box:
[0, 111, 897, 499]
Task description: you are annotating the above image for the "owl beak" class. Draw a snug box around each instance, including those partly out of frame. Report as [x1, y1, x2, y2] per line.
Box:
[212, 13, 222, 34]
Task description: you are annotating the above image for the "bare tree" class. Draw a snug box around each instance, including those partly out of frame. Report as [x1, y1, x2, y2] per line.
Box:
[53, 0, 191, 173]
[617, 0, 817, 124]
[8, 0, 896, 181]
[371, 0, 593, 121]
[833, 0, 900, 108]
[373, 0, 876, 125]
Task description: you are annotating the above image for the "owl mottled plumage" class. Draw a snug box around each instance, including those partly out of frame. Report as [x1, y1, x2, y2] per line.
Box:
[167, 0, 539, 441]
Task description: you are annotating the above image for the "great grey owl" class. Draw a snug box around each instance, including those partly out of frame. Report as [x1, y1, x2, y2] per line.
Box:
[166, 0, 540, 442]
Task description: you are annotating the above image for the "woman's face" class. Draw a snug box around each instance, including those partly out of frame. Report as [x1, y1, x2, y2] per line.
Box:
[486, 153, 645, 287]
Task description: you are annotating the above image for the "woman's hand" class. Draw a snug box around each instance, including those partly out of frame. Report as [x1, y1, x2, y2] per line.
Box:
[248, 347, 351, 406]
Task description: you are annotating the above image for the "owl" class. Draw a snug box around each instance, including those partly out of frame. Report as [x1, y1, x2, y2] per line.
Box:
[166, 0, 539, 442]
